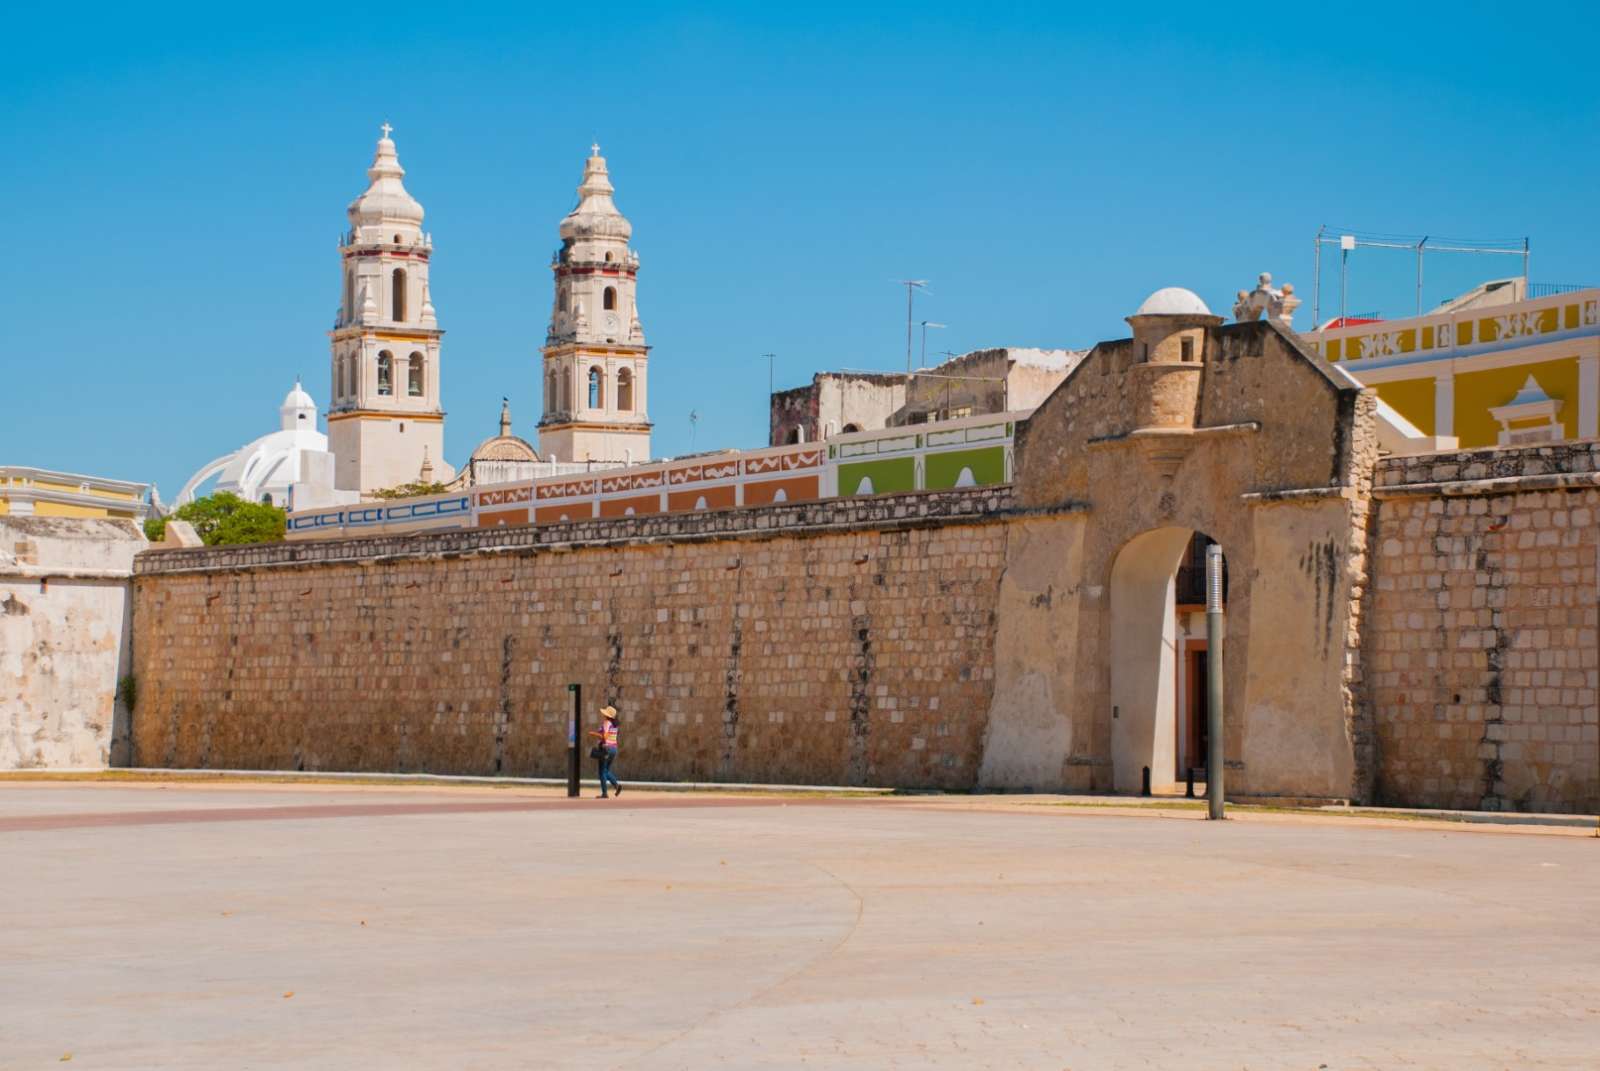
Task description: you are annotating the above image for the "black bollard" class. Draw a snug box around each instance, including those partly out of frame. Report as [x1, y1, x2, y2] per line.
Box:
[1141, 765, 1151, 797]
[1186, 766, 1195, 799]
[566, 682, 581, 798]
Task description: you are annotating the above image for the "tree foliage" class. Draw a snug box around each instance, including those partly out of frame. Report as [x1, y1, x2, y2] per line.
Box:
[371, 480, 451, 500]
[143, 492, 286, 546]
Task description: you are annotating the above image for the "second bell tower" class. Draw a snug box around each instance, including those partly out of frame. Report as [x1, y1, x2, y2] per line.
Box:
[537, 146, 653, 464]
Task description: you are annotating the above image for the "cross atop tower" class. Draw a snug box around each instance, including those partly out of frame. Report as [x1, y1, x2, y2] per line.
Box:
[590, 141, 600, 156]
[381, 121, 394, 139]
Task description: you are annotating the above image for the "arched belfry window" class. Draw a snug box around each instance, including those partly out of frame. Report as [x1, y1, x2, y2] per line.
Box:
[407, 352, 424, 396]
[617, 367, 634, 412]
[337, 358, 346, 399]
[588, 366, 604, 409]
[560, 366, 572, 412]
[377, 351, 393, 396]
[603, 286, 617, 311]
[392, 268, 407, 321]
[547, 369, 558, 413]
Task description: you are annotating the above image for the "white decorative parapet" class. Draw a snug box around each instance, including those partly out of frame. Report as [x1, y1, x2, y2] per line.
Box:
[1306, 288, 1600, 368]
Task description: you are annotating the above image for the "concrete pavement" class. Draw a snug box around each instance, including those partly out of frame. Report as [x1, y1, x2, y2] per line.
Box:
[3, 781, 1598, 1069]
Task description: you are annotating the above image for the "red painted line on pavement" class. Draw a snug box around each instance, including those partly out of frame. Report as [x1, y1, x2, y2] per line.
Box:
[0, 796, 808, 833]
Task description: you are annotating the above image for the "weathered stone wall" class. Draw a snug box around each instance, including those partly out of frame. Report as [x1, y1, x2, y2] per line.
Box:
[1369, 444, 1600, 813]
[982, 319, 1380, 802]
[131, 490, 1009, 788]
[2, 517, 143, 769]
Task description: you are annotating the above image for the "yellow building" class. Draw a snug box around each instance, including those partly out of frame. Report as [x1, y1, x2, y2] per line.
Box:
[1303, 282, 1600, 448]
[0, 467, 152, 521]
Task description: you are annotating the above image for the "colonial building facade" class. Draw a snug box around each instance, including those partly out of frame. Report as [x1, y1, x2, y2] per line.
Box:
[327, 127, 451, 494]
[1303, 279, 1600, 449]
[538, 147, 653, 464]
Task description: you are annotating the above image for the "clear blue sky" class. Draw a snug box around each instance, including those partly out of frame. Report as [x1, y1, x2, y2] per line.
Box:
[4, 1, 1598, 498]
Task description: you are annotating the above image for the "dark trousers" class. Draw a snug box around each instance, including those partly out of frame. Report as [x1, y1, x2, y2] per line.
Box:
[598, 747, 620, 794]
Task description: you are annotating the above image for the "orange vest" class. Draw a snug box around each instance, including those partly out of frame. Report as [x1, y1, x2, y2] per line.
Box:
[602, 722, 618, 748]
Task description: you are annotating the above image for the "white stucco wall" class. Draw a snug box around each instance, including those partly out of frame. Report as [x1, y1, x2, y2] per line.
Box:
[0, 517, 142, 769]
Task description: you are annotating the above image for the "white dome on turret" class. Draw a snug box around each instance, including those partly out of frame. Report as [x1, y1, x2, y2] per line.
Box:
[347, 126, 424, 232]
[278, 378, 318, 431]
[1135, 287, 1211, 317]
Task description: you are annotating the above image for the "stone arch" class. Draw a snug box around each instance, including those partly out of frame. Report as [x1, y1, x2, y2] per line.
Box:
[1107, 526, 1225, 793]
[978, 314, 1379, 802]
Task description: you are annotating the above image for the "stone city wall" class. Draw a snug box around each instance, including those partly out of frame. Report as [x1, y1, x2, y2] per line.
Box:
[1369, 443, 1600, 812]
[2, 518, 142, 769]
[130, 490, 1010, 788]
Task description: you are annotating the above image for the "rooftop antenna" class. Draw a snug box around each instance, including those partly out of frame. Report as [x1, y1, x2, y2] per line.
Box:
[689, 409, 700, 451]
[919, 321, 946, 370]
[897, 280, 929, 373]
[1312, 226, 1530, 327]
[759, 353, 777, 399]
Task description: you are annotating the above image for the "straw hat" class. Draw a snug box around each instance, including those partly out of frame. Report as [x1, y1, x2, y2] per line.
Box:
[600, 705, 618, 720]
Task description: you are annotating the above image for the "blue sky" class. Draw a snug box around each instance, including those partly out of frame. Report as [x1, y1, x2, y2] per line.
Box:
[4, 1, 1598, 497]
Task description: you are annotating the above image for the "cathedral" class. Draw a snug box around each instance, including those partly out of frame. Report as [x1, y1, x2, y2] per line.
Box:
[322, 128, 653, 497]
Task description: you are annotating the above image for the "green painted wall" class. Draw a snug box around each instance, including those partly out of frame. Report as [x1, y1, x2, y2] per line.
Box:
[839, 457, 916, 495]
[925, 446, 1006, 490]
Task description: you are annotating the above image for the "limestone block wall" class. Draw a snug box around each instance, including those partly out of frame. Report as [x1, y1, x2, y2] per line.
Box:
[131, 490, 1008, 788]
[2, 518, 143, 769]
[1370, 444, 1600, 813]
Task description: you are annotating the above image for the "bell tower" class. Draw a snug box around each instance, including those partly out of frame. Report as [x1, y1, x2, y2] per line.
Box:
[538, 145, 652, 464]
[327, 124, 452, 494]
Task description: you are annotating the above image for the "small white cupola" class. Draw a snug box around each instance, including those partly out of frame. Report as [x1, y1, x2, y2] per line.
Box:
[279, 379, 318, 430]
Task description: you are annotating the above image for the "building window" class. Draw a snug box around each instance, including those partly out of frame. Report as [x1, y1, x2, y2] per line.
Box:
[617, 368, 634, 411]
[336, 357, 346, 398]
[588, 366, 604, 409]
[547, 369, 558, 412]
[392, 268, 407, 321]
[560, 367, 572, 412]
[841, 423, 862, 434]
[377, 351, 393, 395]
[407, 352, 424, 396]
[1181, 337, 1195, 362]
[604, 251, 613, 263]
[603, 286, 617, 311]
[785, 427, 804, 444]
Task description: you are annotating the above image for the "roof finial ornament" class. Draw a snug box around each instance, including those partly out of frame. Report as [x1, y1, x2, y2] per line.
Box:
[591, 141, 601, 156]
[381, 121, 394, 139]
[499, 397, 512, 438]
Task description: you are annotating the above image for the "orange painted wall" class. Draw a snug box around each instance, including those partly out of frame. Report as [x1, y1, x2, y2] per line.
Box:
[667, 485, 737, 512]
[599, 494, 663, 519]
[743, 475, 820, 507]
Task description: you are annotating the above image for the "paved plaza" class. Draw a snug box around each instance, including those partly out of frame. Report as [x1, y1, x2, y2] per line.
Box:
[3, 781, 1598, 1069]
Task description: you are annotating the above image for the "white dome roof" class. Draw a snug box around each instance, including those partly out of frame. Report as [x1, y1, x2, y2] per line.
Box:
[347, 132, 424, 230]
[1135, 287, 1211, 317]
[559, 147, 633, 243]
[282, 382, 315, 410]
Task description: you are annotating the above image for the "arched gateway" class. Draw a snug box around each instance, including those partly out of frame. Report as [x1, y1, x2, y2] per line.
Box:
[978, 288, 1378, 802]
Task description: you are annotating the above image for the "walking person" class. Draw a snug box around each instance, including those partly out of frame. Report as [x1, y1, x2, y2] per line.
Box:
[588, 705, 622, 798]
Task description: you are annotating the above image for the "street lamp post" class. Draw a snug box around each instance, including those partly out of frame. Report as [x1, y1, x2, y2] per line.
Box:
[1205, 544, 1226, 820]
